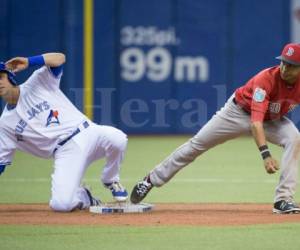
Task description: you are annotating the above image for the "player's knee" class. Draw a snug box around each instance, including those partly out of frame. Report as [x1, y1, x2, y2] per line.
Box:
[285, 134, 300, 147]
[185, 144, 200, 161]
[176, 141, 200, 162]
[292, 134, 300, 151]
[108, 128, 128, 152]
[49, 198, 76, 212]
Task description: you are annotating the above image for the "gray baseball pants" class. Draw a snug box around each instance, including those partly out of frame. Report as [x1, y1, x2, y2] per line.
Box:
[149, 95, 300, 202]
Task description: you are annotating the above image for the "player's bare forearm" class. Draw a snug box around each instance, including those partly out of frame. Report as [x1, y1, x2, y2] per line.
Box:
[251, 121, 279, 173]
[5, 53, 65, 73]
[42, 53, 66, 67]
[250, 121, 267, 147]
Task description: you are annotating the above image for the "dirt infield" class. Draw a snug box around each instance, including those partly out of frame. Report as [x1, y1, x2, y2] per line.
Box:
[1, 203, 300, 226]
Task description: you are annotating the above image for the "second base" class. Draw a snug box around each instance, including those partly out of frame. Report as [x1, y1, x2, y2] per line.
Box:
[89, 202, 154, 214]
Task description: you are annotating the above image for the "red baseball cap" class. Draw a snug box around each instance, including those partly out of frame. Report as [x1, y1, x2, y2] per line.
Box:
[276, 43, 300, 66]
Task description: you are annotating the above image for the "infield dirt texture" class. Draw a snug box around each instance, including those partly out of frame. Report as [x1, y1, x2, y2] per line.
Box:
[1, 203, 300, 226]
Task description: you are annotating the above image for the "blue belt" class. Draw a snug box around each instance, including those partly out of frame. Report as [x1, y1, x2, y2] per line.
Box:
[54, 121, 89, 153]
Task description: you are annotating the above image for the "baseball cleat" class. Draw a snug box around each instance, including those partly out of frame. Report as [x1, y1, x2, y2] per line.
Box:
[273, 199, 300, 214]
[104, 182, 128, 202]
[130, 178, 153, 204]
[84, 187, 101, 206]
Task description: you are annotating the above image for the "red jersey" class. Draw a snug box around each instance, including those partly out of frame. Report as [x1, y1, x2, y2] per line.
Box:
[235, 66, 300, 122]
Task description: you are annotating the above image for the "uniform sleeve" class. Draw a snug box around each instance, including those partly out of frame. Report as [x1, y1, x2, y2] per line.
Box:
[0, 165, 7, 175]
[49, 65, 63, 78]
[250, 72, 272, 122]
[0, 130, 16, 167]
[22, 66, 63, 92]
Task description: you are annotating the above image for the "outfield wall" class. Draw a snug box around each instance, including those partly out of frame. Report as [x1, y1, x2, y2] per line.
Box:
[1, 0, 300, 133]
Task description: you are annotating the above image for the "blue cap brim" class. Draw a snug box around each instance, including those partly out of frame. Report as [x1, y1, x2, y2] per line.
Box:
[0, 70, 17, 85]
[0, 62, 17, 85]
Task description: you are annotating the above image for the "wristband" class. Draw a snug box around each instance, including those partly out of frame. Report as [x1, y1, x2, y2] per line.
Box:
[259, 145, 271, 160]
[28, 55, 45, 67]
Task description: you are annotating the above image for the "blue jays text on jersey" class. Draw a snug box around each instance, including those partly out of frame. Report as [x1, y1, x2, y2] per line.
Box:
[15, 119, 27, 141]
[26, 101, 50, 120]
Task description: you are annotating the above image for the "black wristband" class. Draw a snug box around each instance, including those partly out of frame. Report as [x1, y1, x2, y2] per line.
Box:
[259, 145, 271, 160]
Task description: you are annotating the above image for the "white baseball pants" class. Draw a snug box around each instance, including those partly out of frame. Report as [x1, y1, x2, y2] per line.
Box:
[149, 95, 300, 203]
[49, 123, 127, 211]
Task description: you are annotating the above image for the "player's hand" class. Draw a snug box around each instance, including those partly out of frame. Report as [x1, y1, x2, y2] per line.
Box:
[5, 57, 29, 73]
[264, 156, 279, 174]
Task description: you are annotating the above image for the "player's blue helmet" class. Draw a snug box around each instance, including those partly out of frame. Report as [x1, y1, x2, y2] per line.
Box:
[0, 62, 17, 85]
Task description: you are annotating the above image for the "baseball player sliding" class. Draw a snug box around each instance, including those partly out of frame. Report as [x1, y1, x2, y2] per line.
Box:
[131, 43, 300, 214]
[0, 53, 128, 212]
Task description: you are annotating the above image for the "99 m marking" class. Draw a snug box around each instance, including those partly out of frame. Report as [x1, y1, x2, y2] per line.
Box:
[120, 47, 209, 83]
